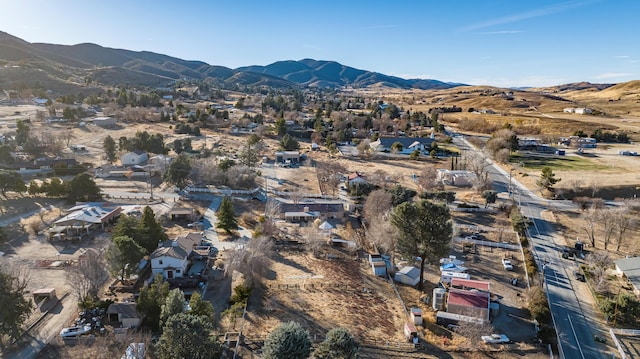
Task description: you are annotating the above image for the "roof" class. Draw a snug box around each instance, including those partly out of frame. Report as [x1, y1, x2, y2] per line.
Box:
[347, 172, 364, 180]
[276, 198, 345, 214]
[151, 232, 200, 260]
[55, 206, 121, 225]
[447, 288, 490, 309]
[169, 207, 194, 215]
[615, 257, 640, 291]
[284, 211, 319, 218]
[377, 137, 434, 149]
[398, 266, 420, 279]
[107, 302, 140, 319]
[450, 278, 490, 292]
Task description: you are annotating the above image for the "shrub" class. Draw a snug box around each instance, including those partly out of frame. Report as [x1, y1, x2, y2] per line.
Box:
[528, 286, 551, 323]
[263, 321, 311, 359]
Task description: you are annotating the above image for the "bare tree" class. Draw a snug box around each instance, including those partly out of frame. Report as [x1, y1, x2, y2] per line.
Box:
[368, 169, 390, 189]
[590, 179, 599, 198]
[588, 252, 612, 294]
[418, 166, 440, 191]
[363, 189, 392, 223]
[568, 179, 584, 195]
[316, 161, 345, 197]
[366, 214, 398, 265]
[67, 249, 109, 301]
[59, 129, 75, 148]
[226, 235, 273, 288]
[454, 319, 495, 348]
[356, 139, 373, 159]
[287, 186, 306, 204]
[464, 151, 492, 192]
[582, 205, 598, 248]
[598, 209, 616, 250]
[304, 227, 325, 258]
[614, 205, 636, 252]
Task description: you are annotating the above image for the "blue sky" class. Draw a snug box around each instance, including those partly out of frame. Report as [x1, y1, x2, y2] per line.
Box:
[2, 0, 639, 87]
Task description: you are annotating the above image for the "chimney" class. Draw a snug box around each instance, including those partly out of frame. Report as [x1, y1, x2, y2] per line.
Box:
[303, 206, 310, 212]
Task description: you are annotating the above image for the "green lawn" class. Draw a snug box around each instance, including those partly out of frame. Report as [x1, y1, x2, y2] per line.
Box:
[510, 153, 610, 171]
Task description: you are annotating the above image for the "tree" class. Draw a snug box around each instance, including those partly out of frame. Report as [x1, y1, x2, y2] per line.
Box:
[275, 118, 287, 136]
[410, 149, 421, 160]
[216, 197, 238, 234]
[189, 292, 214, 321]
[15, 119, 29, 146]
[614, 206, 635, 251]
[536, 167, 560, 193]
[391, 200, 452, 290]
[226, 235, 273, 287]
[112, 214, 142, 243]
[156, 313, 222, 359]
[103, 135, 117, 163]
[160, 288, 185, 328]
[67, 249, 107, 303]
[164, 154, 191, 189]
[138, 206, 167, 254]
[239, 135, 264, 168]
[0, 170, 26, 199]
[315, 327, 361, 359]
[280, 134, 300, 151]
[363, 189, 392, 223]
[418, 166, 440, 191]
[67, 174, 102, 203]
[137, 274, 170, 331]
[106, 236, 145, 283]
[387, 185, 417, 206]
[263, 321, 312, 359]
[356, 139, 373, 159]
[0, 261, 31, 350]
[390, 141, 403, 153]
[481, 190, 498, 208]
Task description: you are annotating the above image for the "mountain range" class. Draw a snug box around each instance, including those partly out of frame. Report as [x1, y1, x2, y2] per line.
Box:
[0, 31, 461, 93]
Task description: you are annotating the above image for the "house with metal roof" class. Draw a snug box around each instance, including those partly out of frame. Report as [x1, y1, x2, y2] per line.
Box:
[150, 233, 201, 280]
[615, 257, 640, 296]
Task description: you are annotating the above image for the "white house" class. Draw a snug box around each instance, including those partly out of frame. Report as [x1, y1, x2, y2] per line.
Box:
[150, 233, 201, 280]
[121, 151, 149, 166]
[92, 116, 117, 128]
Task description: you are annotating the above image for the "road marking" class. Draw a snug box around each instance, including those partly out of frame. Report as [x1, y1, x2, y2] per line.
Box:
[567, 313, 586, 359]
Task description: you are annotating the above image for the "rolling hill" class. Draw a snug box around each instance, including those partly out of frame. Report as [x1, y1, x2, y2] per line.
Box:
[0, 31, 462, 93]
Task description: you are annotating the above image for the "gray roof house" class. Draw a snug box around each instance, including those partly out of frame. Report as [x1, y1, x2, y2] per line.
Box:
[370, 137, 435, 154]
[615, 257, 640, 296]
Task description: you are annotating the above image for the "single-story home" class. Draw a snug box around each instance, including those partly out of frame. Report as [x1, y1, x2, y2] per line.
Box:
[53, 206, 122, 234]
[121, 151, 149, 166]
[273, 198, 346, 221]
[394, 266, 421, 286]
[275, 151, 300, 164]
[436, 169, 476, 187]
[615, 257, 640, 296]
[91, 116, 117, 128]
[446, 288, 490, 322]
[369, 137, 435, 154]
[107, 302, 142, 328]
[346, 172, 367, 186]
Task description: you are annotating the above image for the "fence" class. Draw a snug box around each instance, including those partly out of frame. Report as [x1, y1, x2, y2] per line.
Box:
[453, 237, 519, 250]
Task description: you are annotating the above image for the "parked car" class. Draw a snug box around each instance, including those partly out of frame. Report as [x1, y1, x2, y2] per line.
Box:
[481, 334, 510, 344]
[574, 271, 586, 282]
[501, 258, 513, 271]
[60, 324, 92, 338]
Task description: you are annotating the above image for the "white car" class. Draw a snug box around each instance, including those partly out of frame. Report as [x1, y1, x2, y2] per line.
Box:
[60, 324, 92, 338]
[501, 258, 513, 271]
[481, 334, 510, 344]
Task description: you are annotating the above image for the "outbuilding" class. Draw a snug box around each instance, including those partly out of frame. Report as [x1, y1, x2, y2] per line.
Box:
[121, 151, 149, 166]
[107, 302, 142, 329]
[92, 116, 117, 128]
[394, 266, 421, 286]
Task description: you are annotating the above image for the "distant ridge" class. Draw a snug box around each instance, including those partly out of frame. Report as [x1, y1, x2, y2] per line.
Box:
[0, 31, 464, 92]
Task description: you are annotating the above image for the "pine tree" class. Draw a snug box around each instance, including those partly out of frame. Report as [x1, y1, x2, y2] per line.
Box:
[138, 206, 168, 254]
[216, 197, 238, 235]
[263, 321, 311, 359]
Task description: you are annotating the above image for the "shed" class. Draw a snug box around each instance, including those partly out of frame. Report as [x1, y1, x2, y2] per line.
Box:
[394, 266, 421, 286]
[275, 151, 300, 164]
[169, 207, 194, 221]
[33, 288, 57, 301]
[107, 302, 142, 329]
[410, 307, 423, 325]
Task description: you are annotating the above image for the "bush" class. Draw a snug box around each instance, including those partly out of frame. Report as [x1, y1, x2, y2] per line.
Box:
[528, 287, 550, 323]
[263, 321, 311, 359]
[229, 284, 251, 306]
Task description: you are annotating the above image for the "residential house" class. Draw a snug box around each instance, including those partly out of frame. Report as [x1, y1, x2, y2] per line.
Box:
[150, 233, 201, 280]
[369, 137, 435, 154]
[446, 287, 490, 323]
[106, 302, 142, 328]
[121, 151, 149, 166]
[346, 172, 367, 187]
[91, 117, 117, 128]
[615, 257, 640, 296]
[273, 198, 346, 221]
[51, 206, 122, 238]
[436, 169, 476, 187]
[275, 151, 300, 164]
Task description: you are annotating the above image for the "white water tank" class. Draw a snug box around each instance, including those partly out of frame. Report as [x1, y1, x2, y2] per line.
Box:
[433, 288, 446, 311]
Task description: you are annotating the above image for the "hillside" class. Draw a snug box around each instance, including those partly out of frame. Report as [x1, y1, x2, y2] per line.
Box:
[0, 31, 463, 93]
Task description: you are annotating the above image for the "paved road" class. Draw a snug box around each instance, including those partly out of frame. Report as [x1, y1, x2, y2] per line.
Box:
[452, 133, 606, 359]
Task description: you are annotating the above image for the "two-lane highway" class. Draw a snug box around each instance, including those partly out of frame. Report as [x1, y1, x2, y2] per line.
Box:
[452, 133, 605, 359]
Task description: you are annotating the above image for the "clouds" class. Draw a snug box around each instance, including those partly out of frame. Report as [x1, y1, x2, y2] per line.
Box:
[594, 72, 635, 80]
[458, 0, 597, 32]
